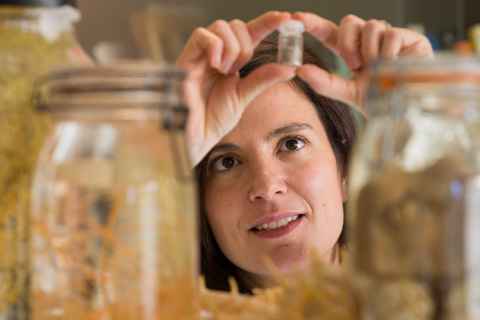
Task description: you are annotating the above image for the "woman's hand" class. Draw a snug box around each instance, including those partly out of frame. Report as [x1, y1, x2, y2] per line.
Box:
[177, 12, 296, 167]
[292, 13, 434, 113]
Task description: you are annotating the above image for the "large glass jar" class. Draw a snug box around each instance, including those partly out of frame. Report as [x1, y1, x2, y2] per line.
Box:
[31, 65, 198, 320]
[0, 1, 84, 318]
[348, 56, 480, 320]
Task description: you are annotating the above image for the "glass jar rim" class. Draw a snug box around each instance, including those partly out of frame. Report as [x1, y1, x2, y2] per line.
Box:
[35, 63, 186, 115]
[0, 4, 76, 18]
[372, 54, 480, 87]
[366, 55, 480, 117]
[0, 0, 75, 7]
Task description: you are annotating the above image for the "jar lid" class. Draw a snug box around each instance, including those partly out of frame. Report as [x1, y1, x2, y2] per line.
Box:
[367, 54, 480, 117]
[373, 54, 480, 90]
[35, 63, 187, 128]
[0, 0, 76, 7]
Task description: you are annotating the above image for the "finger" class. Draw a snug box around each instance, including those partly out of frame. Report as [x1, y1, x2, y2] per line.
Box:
[397, 29, 434, 58]
[183, 77, 205, 133]
[296, 64, 365, 112]
[291, 12, 339, 53]
[381, 28, 433, 60]
[381, 27, 403, 59]
[361, 19, 388, 65]
[209, 20, 241, 74]
[247, 11, 291, 47]
[237, 63, 296, 107]
[177, 27, 223, 72]
[337, 15, 366, 71]
[229, 19, 254, 74]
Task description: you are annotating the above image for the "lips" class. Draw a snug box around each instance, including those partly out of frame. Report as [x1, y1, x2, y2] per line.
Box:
[248, 213, 306, 239]
[251, 214, 305, 239]
[251, 214, 302, 231]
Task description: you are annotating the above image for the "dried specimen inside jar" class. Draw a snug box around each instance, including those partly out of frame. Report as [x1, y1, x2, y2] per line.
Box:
[355, 153, 472, 278]
[0, 18, 79, 318]
[366, 280, 433, 320]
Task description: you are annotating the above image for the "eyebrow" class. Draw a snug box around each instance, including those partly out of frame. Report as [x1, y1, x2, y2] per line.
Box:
[206, 123, 313, 160]
[207, 143, 239, 158]
[266, 123, 313, 141]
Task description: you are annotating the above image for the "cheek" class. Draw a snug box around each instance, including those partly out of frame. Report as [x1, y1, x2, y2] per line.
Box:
[293, 156, 344, 248]
[204, 181, 241, 239]
[294, 156, 343, 203]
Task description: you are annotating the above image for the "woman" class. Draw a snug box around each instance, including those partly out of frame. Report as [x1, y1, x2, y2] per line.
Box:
[177, 11, 433, 293]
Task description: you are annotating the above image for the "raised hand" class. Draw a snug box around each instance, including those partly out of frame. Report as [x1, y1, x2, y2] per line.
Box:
[292, 13, 434, 113]
[177, 11, 296, 166]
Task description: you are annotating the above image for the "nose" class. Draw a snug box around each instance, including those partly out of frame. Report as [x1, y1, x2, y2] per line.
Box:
[247, 166, 287, 202]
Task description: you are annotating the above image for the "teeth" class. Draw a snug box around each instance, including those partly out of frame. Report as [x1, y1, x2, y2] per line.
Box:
[255, 215, 301, 231]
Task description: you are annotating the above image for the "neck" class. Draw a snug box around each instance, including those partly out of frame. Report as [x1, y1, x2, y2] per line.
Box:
[258, 244, 344, 288]
[329, 243, 342, 265]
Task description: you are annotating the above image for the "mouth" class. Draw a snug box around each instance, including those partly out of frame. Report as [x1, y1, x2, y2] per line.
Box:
[249, 214, 306, 239]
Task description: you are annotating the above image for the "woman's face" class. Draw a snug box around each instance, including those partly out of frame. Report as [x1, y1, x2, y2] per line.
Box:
[204, 82, 345, 279]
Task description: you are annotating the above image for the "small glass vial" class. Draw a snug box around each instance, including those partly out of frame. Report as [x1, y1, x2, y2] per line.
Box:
[277, 20, 304, 66]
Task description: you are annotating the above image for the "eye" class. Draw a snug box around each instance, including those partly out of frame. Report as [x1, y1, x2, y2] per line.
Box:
[279, 136, 306, 152]
[211, 155, 240, 173]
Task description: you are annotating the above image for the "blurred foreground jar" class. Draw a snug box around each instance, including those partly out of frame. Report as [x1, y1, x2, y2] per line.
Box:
[348, 55, 480, 320]
[31, 65, 198, 320]
[0, 1, 84, 318]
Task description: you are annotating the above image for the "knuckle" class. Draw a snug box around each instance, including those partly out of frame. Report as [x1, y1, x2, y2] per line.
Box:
[221, 41, 240, 59]
[204, 34, 222, 51]
[228, 43, 241, 57]
[230, 19, 245, 27]
[365, 19, 379, 29]
[211, 19, 229, 30]
[193, 27, 207, 38]
[230, 19, 249, 35]
[365, 46, 378, 58]
[267, 11, 282, 18]
[383, 28, 398, 40]
[212, 37, 223, 49]
[239, 46, 253, 61]
[341, 14, 360, 25]
[339, 38, 356, 54]
[365, 20, 385, 33]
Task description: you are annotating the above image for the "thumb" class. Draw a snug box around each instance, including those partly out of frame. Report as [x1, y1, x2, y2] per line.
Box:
[296, 64, 366, 114]
[237, 63, 296, 106]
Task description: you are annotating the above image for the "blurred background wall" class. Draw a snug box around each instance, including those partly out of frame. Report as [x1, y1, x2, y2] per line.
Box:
[75, 0, 480, 58]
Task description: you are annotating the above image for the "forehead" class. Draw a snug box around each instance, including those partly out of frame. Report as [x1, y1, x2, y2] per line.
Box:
[222, 82, 326, 144]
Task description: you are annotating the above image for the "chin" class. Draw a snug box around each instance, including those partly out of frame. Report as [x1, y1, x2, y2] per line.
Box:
[268, 243, 310, 274]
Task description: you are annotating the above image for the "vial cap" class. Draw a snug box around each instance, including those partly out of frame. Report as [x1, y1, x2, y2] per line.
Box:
[0, 0, 76, 7]
[278, 20, 305, 35]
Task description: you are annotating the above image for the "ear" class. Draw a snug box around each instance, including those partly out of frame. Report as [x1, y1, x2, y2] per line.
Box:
[341, 178, 348, 202]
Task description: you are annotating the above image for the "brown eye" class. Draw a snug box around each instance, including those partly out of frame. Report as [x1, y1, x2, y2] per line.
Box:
[212, 156, 239, 172]
[280, 137, 306, 152]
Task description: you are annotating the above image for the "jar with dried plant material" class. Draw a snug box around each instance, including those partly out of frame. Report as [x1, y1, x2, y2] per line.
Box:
[348, 55, 480, 320]
[0, 1, 86, 319]
[31, 64, 198, 320]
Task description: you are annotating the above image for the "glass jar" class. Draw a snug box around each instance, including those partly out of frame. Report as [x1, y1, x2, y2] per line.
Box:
[348, 55, 480, 320]
[31, 65, 198, 320]
[0, 1, 84, 318]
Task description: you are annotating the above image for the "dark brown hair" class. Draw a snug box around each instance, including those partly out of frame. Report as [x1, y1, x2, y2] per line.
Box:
[196, 35, 357, 294]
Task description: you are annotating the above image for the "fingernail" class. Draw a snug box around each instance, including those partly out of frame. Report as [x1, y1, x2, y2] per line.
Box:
[212, 54, 220, 69]
[348, 57, 362, 70]
[222, 62, 234, 75]
[295, 68, 306, 79]
[216, 55, 224, 71]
